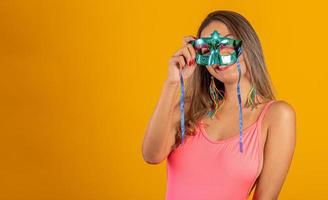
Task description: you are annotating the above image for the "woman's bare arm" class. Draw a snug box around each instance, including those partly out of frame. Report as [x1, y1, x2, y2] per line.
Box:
[252, 100, 296, 199]
[142, 80, 182, 164]
[142, 35, 197, 165]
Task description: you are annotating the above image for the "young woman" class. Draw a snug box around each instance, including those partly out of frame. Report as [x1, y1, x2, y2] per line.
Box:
[142, 10, 296, 200]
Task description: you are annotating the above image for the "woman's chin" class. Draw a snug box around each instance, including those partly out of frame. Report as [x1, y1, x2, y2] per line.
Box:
[211, 72, 239, 84]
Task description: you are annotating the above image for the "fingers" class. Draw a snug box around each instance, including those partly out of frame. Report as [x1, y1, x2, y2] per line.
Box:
[177, 56, 186, 70]
[185, 43, 196, 61]
[169, 54, 186, 70]
[183, 35, 197, 65]
[173, 47, 191, 68]
[171, 35, 198, 70]
[176, 37, 197, 61]
[182, 35, 197, 46]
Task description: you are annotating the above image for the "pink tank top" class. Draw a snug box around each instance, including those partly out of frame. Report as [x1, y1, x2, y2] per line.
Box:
[165, 100, 276, 200]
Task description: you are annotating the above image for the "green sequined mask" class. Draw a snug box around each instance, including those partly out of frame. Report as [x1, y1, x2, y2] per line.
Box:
[190, 30, 242, 67]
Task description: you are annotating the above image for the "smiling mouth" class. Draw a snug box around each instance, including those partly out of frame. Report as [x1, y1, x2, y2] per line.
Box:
[214, 65, 232, 71]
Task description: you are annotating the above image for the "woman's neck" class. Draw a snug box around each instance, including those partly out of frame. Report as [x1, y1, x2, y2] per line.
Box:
[223, 76, 253, 108]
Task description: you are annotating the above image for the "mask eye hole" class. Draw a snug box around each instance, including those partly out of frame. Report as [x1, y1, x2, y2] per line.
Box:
[220, 45, 235, 56]
[194, 43, 208, 50]
[200, 48, 211, 56]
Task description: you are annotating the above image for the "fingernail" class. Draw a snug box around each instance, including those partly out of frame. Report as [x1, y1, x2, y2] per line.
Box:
[191, 58, 195, 65]
[188, 60, 192, 66]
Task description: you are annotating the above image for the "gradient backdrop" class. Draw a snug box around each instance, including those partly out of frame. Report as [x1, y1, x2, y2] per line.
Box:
[0, 0, 327, 199]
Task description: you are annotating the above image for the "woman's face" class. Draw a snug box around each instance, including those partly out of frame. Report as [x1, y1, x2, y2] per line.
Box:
[200, 21, 249, 84]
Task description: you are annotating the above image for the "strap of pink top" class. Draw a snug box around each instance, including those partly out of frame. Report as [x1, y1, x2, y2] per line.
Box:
[198, 100, 276, 135]
[257, 100, 276, 127]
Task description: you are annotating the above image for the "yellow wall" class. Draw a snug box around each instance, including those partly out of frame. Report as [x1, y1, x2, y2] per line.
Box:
[0, 0, 327, 199]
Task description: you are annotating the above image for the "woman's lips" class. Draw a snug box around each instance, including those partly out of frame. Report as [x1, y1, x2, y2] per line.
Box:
[214, 65, 233, 72]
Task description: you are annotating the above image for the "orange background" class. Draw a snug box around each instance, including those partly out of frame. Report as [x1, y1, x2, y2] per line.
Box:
[0, 0, 327, 199]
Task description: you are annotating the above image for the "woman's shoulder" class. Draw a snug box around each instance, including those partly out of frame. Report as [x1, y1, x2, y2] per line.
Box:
[264, 99, 296, 134]
[267, 100, 296, 120]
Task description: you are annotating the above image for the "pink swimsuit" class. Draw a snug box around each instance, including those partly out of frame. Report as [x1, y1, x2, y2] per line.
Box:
[165, 100, 275, 200]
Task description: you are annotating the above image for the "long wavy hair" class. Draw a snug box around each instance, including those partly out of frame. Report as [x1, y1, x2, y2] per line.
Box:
[172, 10, 276, 150]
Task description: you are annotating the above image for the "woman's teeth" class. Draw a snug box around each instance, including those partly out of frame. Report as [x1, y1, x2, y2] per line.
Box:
[214, 65, 232, 71]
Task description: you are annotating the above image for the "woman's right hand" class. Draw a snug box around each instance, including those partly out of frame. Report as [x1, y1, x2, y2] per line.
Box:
[167, 35, 198, 85]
